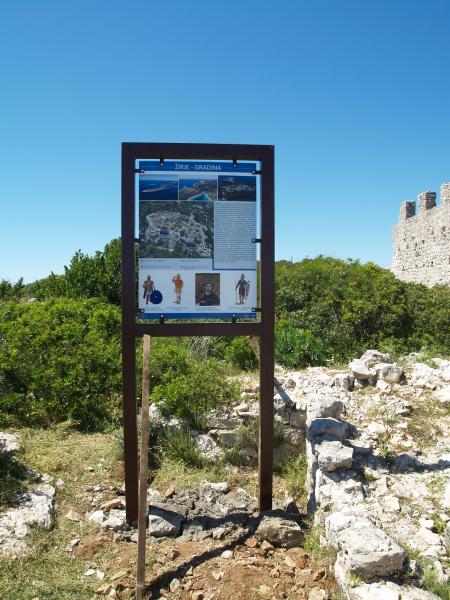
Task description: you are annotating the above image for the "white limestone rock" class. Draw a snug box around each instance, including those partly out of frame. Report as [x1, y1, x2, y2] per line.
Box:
[315, 440, 353, 472]
[88, 510, 105, 526]
[308, 418, 347, 441]
[0, 484, 55, 556]
[148, 507, 182, 537]
[349, 360, 376, 381]
[325, 511, 405, 579]
[255, 515, 303, 548]
[433, 386, 450, 404]
[195, 433, 224, 461]
[374, 363, 404, 384]
[335, 373, 354, 390]
[359, 350, 392, 366]
[0, 432, 20, 455]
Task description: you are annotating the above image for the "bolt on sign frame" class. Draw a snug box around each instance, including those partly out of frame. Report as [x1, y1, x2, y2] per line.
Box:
[122, 142, 275, 523]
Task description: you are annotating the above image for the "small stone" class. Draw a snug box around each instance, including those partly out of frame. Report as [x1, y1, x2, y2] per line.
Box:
[65, 538, 80, 552]
[100, 498, 123, 511]
[419, 517, 434, 530]
[88, 510, 105, 525]
[65, 509, 81, 522]
[86, 466, 95, 472]
[84, 568, 96, 577]
[308, 589, 327, 600]
[284, 555, 296, 569]
[260, 540, 274, 553]
[168, 548, 180, 560]
[164, 486, 175, 498]
[212, 570, 224, 581]
[169, 578, 181, 592]
[244, 537, 258, 548]
[55, 478, 65, 490]
[221, 550, 233, 559]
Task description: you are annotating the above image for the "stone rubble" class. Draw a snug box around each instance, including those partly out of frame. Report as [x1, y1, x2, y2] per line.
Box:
[0, 432, 56, 556]
[289, 349, 450, 599]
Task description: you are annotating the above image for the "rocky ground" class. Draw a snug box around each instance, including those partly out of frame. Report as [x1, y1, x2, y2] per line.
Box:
[0, 351, 449, 599]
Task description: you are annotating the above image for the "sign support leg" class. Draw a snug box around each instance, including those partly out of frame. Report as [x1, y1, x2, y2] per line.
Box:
[136, 335, 151, 600]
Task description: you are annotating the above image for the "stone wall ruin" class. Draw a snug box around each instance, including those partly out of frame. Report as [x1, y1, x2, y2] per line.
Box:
[391, 182, 450, 286]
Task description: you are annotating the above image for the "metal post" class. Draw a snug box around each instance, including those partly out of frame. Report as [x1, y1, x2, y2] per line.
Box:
[122, 145, 139, 523]
[259, 147, 275, 511]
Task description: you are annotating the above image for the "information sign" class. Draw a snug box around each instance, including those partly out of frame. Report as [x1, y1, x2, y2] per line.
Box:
[138, 160, 257, 319]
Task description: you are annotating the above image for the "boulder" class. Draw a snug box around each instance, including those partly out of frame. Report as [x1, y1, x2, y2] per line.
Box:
[255, 515, 303, 548]
[308, 418, 347, 441]
[0, 433, 20, 455]
[88, 510, 105, 526]
[325, 511, 405, 579]
[348, 581, 438, 600]
[148, 507, 183, 537]
[376, 379, 391, 393]
[374, 363, 404, 384]
[431, 358, 450, 369]
[349, 360, 376, 380]
[102, 509, 126, 531]
[315, 441, 353, 472]
[289, 409, 306, 428]
[335, 373, 354, 390]
[0, 484, 55, 556]
[434, 387, 450, 404]
[195, 434, 224, 461]
[306, 394, 344, 421]
[359, 350, 392, 366]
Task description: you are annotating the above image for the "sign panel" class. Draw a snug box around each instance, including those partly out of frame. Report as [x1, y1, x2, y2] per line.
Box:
[138, 160, 257, 319]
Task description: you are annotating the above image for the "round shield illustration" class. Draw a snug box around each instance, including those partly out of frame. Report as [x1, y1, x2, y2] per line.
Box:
[150, 289, 163, 305]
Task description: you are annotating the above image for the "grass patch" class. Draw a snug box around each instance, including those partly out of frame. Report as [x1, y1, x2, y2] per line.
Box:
[281, 454, 308, 504]
[0, 427, 125, 600]
[150, 456, 228, 492]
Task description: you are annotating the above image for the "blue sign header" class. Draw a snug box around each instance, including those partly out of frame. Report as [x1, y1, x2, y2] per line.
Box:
[139, 160, 257, 173]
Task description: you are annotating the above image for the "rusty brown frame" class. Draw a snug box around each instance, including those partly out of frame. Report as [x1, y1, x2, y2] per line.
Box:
[122, 142, 275, 523]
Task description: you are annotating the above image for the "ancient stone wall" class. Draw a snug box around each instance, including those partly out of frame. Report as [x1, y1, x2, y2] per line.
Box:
[391, 182, 450, 286]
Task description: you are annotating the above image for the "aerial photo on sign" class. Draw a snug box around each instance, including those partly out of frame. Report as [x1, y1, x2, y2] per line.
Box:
[139, 201, 213, 259]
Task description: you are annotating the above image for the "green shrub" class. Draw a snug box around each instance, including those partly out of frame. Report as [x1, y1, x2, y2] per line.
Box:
[276, 257, 450, 359]
[151, 359, 239, 429]
[275, 324, 330, 368]
[162, 427, 205, 468]
[0, 298, 122, 430]
[223, 337, 259, 371]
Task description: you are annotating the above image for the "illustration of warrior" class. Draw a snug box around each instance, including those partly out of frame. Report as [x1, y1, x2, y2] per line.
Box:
[235, 273, 250, 305]
[172, 273, 184, 304]
[198, 277, 220, 306]
[143, 275, 155, 305]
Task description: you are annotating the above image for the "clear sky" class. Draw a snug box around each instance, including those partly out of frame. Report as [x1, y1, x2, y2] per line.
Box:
[1, 0, 449, 282]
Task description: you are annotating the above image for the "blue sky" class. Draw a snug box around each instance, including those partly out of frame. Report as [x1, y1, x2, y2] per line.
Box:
[1, 0, 449, 282]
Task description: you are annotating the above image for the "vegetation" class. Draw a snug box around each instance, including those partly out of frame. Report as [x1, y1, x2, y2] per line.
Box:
[1, 241, 449, 431]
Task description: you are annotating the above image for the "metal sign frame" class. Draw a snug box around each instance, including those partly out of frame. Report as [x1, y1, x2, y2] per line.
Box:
[122, 142, 274, 523]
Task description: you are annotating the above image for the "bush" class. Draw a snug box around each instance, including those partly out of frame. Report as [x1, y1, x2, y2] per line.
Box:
[275, 325, 330, 368]
[151, 359, 239, 429]
[223, 337, 259, 371]
[276, 257, 450, 360]
[0, 298, 122, 430]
